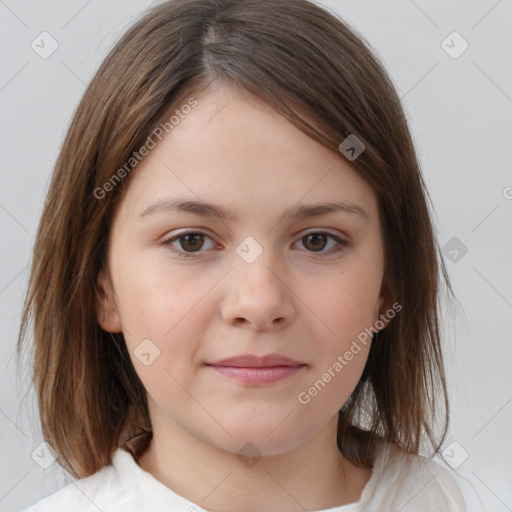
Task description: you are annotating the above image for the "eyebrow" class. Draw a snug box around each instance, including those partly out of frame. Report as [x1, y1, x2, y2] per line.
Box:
[139, 197, 369, 222]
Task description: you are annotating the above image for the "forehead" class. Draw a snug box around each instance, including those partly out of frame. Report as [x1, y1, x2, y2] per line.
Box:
[117, 85, 379, 223]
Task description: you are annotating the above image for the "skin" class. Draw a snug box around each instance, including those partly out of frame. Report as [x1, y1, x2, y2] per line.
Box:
[97, 82, 389, 512]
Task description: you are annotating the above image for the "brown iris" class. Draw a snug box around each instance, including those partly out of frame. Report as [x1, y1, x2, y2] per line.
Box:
[302, 233, 328, 252]
[179, 233, 204, 252]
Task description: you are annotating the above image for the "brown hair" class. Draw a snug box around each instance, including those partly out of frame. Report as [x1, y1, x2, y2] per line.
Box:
[17, 0, 455, 479]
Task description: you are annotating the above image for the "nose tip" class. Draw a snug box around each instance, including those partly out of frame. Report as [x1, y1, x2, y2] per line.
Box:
[222, 252, 295, 331]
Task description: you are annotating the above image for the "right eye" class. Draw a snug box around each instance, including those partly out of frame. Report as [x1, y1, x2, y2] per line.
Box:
[161, 231, 217, 258]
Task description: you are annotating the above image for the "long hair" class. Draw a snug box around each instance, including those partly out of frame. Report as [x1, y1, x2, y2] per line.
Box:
[17, 0, 454, 478]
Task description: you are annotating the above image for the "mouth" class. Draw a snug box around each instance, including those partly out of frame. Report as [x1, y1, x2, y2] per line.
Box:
[207, 354, 304, 367]
[205, 354, 307, 386]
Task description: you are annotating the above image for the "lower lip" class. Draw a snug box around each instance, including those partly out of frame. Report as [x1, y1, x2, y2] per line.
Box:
[207, 365, 305, 385]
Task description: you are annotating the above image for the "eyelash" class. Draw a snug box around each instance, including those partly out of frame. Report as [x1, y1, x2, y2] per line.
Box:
[161, 229, 350, 259]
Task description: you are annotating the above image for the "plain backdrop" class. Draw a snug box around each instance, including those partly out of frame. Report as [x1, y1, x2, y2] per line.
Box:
[0, 0, 511, 510]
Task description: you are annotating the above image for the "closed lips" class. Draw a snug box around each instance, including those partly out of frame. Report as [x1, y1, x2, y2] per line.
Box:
[207, 355, 306, 368]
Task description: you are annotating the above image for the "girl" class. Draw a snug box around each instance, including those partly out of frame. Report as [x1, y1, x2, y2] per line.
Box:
[18, 0, 486, 510]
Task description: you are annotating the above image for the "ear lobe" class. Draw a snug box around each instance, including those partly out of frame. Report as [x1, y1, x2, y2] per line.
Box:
[96, 269, 123, 333]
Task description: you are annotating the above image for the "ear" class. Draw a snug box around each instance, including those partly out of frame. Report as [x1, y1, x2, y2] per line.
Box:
[96, 269, 123, 333]
[376, 295, 392, 331]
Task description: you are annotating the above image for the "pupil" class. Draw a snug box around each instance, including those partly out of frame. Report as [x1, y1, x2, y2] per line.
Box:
[305, 234, 326, 251]
[182, 234, 203, 252]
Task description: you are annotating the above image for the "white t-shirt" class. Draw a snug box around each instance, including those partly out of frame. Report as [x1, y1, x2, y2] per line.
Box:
[23, 440, 487, 511]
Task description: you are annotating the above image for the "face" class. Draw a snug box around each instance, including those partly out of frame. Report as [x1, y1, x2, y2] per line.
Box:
[97, 84, 387, 457]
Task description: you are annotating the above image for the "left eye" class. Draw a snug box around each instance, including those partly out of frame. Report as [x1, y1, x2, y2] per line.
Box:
[296, 231, 348, 253]
[162, 230, 349, 258]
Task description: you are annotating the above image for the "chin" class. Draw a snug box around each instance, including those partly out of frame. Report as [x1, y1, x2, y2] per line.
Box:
[209, 418, 311, 459]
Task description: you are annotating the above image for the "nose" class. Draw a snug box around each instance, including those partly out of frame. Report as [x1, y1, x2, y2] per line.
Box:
[220, 243, 295, 331]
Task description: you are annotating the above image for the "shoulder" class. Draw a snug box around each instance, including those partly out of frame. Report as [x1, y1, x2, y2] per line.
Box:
[22, 450, 141, 512]
[362, 440, 487, 511]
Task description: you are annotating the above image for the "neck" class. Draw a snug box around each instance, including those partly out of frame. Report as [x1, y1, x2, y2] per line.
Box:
[137, 413, 371, 512]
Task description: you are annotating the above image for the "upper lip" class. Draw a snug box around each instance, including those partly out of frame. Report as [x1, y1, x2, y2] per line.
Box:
[207, 354, 305, 368]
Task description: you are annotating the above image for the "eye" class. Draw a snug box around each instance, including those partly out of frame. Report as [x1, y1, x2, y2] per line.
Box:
[162, 231, 216, 258]
[294, 230, 349, 256]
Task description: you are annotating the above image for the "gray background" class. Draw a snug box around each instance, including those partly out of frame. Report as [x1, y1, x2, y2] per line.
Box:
[1, 0, 511, 510]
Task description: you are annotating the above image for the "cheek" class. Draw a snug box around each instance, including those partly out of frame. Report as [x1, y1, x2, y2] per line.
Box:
[113, 270, 207, 413]
[112, 245, 210, 332]
[111, 251, 221, 381]
[296, 270, 377, 414]
[310, 263, 382, 351]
